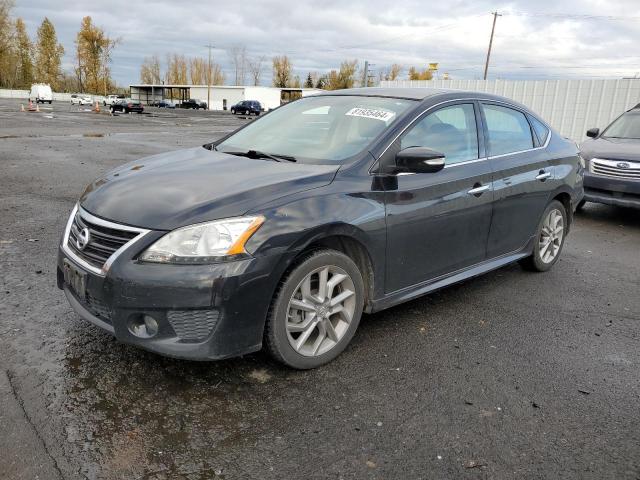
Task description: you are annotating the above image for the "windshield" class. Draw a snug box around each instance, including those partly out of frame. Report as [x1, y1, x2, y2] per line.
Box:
[216, 95, 416, 163]
[602, 112, 640, 139]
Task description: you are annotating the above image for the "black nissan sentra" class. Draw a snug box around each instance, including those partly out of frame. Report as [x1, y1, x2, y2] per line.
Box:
[58, 88, 584, 369]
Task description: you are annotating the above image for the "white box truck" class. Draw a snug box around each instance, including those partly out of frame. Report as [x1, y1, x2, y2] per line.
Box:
[30, 84, 53, 104]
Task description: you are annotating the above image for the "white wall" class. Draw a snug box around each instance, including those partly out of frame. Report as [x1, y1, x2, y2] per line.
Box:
[245, 87, 282, 110]
[0, 88, 81, 102]
[189, 86, 281, 111]
[380, 79, 640, 142]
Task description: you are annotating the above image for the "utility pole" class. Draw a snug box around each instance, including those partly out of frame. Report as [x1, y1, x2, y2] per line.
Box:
[483, 12, 501, 80]
[363, 60, 369, 87]
[204, 43, 215, 110]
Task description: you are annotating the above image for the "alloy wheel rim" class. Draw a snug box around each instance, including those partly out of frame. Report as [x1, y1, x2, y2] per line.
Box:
[286, 265, 356, 357]
[539, 208, 564, 263]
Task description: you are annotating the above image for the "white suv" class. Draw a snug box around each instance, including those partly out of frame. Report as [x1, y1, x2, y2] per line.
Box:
[103, 94, 124, 106]
[71, 94, 92, 105]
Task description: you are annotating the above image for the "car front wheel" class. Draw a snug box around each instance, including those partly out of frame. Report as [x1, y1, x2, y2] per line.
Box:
[265, 250, 364, 369]
[520, 200, 567, 272]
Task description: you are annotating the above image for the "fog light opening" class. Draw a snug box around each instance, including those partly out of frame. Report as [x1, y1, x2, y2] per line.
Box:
[128, 314, 159, 338]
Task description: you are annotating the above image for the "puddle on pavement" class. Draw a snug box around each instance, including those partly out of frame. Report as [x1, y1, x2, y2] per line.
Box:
[58, 332, 295, 478]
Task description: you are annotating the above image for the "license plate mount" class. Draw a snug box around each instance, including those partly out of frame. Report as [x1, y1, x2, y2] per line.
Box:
[63, 259, 87, 299]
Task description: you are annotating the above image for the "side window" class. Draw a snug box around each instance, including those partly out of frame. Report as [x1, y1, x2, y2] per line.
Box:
[529, 115, 550, 145]
[400, 104, 479, 164]
[482, 104, 534, 156]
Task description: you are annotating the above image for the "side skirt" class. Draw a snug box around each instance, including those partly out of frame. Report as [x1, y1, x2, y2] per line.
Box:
[370, 238, 534, 313]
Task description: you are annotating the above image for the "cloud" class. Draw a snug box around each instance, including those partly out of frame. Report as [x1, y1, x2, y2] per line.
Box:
[13, 0, 640, 87]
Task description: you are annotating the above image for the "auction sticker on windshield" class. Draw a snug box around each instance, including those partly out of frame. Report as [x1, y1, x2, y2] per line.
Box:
[345, 107, 396, 122]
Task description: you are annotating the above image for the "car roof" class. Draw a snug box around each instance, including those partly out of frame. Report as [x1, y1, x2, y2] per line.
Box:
[321, 87, 520, 104]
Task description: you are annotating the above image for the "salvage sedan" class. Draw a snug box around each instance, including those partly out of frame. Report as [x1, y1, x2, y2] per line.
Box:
[58, 88, 584, 369]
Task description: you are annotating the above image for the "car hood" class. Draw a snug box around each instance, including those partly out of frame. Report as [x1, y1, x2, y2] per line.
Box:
[79, 147, 339, 230]
[580, 137, 640, 162]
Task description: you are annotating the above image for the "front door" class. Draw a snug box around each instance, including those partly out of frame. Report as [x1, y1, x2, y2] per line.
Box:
[384, 102, 494, 293]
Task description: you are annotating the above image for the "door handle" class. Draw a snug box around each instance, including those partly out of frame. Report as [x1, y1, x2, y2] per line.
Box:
[468, 184, 490, 196]
[536, 171, 552, 181]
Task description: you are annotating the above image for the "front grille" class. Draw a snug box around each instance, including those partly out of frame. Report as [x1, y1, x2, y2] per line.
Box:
[167, 310, 220, 342]
[591, 158, 640, 181]
[67, 209, 140, 270]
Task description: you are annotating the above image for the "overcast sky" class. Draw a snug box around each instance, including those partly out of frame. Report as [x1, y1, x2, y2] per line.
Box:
[13, 0, 640, 87]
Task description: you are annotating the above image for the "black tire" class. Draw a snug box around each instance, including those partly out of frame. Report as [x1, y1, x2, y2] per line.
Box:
[264, 249, 365, 369]
[575, 199, 586, 211]
[519, 200, 568, 272]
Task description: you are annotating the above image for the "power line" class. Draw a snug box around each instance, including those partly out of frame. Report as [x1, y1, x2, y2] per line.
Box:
[506, 11, 640, 22]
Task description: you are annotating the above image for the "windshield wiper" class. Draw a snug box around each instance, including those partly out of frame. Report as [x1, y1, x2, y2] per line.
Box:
[227, 150, 297, 162]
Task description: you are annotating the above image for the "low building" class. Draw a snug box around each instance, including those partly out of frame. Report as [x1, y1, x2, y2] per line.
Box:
[129, 84, 322, 111]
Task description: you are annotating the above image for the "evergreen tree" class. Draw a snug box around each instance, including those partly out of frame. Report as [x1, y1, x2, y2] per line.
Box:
[34, 18, 64, 89]
[14, 18, 33, 88]
[0, 0, 15, 87]
[304, 72, 313, 88]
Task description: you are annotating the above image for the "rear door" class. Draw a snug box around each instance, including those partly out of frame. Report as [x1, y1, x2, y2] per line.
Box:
[481, 102, 554, 257]
[384, 101, 494, 292]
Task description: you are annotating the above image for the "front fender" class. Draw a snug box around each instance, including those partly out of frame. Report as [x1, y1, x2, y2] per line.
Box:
[246, 187, 387, 300]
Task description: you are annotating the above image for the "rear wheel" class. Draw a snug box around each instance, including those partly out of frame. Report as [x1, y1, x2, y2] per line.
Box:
[264, 250, 364, 369]
[519, 200, 567, 272]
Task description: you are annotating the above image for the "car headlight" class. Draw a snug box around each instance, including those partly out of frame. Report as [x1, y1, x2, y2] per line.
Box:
[139, 216, 264, 264]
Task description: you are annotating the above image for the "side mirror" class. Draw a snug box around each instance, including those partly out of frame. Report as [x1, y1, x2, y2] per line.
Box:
[395, 147, 445, 173]
[586, 128, 599, 138]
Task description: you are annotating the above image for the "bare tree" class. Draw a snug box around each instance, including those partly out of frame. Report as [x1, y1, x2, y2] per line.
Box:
[247, 55, 266, 86]
[140, 55, 161, 84]
[227, 45, 247, 85]
[189, 57, 206, 84]
[272, 55, 292, 88]
[165, 53, 188, 84]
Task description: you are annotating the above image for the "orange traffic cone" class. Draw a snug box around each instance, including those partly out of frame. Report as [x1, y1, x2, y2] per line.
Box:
[20, 104, 24, 112]
[93, 101, 100, 113]
[28, 100, 35, 111]
[35, 102, 40, 112]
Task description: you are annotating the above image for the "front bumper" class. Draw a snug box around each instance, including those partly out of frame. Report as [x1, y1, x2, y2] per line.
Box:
[583, 172, 640, 208]
[57, 243, 293, 360]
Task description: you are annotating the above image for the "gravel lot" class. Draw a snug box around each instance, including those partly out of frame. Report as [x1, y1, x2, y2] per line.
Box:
[1, 98, 639, 480]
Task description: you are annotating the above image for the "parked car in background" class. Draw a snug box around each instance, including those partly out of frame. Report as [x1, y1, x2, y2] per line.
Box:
[178, 99, 207, 110]
[151, 99, 176, 109]
[231, 100, 262, 115]
[579, 105, 640, 209]
[71, 94, 93, 106]
[103, 94, 125, 106]
[30, 83, 53, 104]
[110, 99, 144, 114]
[58, 88, 583, 369]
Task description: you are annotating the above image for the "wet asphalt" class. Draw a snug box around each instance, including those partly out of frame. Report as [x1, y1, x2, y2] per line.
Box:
[0, 98, 639, 480]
